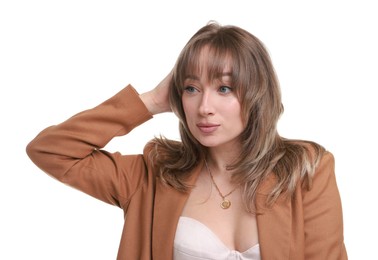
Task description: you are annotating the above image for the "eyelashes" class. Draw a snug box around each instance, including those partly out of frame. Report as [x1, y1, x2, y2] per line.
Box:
[183, 85, 233, 94]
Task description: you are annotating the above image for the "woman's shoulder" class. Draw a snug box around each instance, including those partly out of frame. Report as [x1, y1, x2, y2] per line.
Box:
[289, 139, 333, 171]
[281, 138, 327, 163]
[142, 137, 185, 170]
[143, 137, 183, 156]
[289, 139, 336, 193]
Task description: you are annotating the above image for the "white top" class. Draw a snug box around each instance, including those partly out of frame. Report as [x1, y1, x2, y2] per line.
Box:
[174, 216, 261, 260]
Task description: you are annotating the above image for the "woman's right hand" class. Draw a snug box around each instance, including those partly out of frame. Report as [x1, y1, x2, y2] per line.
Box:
[140, 72, 173, 115]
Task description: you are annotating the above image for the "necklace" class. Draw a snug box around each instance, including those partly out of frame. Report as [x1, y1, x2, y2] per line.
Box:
[204, 159, 238, 209]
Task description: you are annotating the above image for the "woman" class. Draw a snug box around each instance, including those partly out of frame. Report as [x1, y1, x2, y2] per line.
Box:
[26, 22, 347, 259]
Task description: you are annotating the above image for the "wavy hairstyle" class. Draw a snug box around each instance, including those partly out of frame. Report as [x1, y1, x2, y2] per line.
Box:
[149, 22, 324, 212]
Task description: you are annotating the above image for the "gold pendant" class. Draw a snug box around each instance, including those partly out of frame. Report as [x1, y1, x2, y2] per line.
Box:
[220, 199, 231, 209]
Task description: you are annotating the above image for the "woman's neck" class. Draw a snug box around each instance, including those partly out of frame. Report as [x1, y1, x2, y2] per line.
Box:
[206, 146, 240, 176]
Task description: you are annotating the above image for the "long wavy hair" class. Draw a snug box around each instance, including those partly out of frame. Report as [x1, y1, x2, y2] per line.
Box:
[148, 22, 324, 212]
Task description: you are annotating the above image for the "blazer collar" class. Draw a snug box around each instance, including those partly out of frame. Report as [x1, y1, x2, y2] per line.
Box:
[152, 160, 204, 260]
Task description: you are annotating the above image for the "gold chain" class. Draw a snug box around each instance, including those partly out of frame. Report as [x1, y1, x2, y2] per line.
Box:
[204, 159, 238, 209]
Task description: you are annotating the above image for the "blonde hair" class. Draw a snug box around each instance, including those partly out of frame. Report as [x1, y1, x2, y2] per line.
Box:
[149, 22, 324, 212]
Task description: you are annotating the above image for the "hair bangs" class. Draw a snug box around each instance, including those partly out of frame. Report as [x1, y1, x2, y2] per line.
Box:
[176, 42, 247, 94]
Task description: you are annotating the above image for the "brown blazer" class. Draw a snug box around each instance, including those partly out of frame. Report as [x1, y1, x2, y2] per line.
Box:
[26, 85, 347, 259]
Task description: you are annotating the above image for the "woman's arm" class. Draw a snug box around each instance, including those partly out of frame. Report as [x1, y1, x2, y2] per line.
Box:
[303, 152, 348, 259]
[26, 85, 153, 208]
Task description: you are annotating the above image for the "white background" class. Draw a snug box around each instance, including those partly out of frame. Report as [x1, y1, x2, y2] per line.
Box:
[1, 0, 377, 259]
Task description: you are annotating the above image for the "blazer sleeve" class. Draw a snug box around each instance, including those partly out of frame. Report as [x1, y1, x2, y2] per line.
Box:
[302, 152, 348, 259]
[26, 85, 153, 209]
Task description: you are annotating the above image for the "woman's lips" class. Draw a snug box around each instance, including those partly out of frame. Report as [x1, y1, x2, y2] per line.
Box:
[197, 123, 220, 134]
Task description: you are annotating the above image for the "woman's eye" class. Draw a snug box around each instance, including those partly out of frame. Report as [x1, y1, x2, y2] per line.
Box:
[184, 86, 197, 93]
[218, 86, 232, 94]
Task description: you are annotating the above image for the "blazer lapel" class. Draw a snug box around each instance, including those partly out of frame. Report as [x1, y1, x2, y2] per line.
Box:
[152, 161, 204, 260]
[256, 175, 292, 259]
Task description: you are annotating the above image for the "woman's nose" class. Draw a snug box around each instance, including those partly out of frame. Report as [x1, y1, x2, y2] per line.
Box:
[198, 92, 214, 116]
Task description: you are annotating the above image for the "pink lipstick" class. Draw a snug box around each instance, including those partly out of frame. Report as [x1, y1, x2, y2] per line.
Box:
[197, 123, 220, 134]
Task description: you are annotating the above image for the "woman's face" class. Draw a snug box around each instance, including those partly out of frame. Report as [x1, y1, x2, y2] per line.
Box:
[181, 51, 244, 151]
